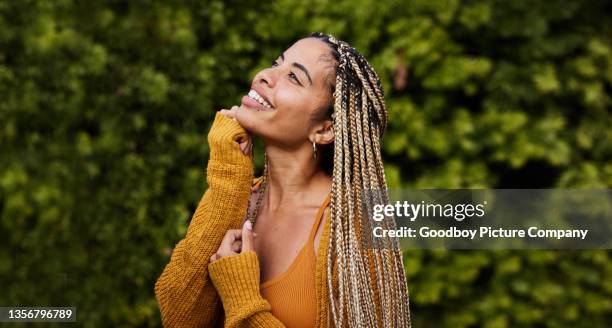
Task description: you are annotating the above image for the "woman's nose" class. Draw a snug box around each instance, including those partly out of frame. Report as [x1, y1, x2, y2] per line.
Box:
[257, 69, 276, 88]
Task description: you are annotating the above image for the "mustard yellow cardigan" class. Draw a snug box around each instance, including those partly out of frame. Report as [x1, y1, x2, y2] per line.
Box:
[154, 112, 337, 327]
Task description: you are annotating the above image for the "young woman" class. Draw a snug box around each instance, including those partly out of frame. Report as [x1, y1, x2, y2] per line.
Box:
[155, 32, 411, 327]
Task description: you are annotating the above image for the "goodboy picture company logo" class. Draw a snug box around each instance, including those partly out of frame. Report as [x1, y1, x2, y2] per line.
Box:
[362, 189, 611, 250]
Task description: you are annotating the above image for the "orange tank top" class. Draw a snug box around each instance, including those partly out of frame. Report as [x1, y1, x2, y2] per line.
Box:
[251, 178, 330, 328]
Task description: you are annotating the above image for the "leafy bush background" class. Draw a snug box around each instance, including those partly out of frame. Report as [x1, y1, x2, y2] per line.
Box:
[1, 0, 610, 327]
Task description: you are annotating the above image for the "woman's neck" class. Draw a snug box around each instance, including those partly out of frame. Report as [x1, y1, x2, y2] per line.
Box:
[262, 144, 331, 212]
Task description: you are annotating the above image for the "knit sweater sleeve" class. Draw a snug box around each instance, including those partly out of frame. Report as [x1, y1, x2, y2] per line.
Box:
[208, 251, 287, 328]
[154, 112, 254, 327]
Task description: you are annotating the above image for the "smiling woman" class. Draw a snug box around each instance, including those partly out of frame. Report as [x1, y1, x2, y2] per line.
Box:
[154, 32, 412, 327]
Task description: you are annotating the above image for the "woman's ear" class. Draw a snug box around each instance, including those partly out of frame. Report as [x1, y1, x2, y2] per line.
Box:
[313, 119, 334, 145]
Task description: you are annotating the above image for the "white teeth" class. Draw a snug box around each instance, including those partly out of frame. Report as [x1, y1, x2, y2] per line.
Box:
[248, 90, 272, 109]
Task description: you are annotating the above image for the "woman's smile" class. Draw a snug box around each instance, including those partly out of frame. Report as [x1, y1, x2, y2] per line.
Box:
[241, 93, 275, 111]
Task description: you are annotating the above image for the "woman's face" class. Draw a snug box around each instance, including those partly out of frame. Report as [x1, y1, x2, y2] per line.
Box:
[235, 37, 336, 148]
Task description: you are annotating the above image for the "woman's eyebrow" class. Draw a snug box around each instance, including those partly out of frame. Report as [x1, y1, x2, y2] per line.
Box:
[280, 52, 313, 86]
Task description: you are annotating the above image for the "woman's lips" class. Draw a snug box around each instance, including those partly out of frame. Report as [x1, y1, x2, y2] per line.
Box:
[241, 95, 274, 111]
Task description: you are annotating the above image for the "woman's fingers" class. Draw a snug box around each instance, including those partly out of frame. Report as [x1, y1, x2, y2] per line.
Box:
[221, 229, 242, 243]
[209, 223, 259, 263]
[241, 220, 255, 253]
[231, 240, 242, 252]
[210, 229, 242, 263]
[219, 106, 240, 119]
[218, 106, 253, 156]
[239, 138, 253, 156]
[218, 108, 235, 119]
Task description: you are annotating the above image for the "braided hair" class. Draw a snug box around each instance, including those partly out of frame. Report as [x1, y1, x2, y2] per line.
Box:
[247, 32, 411, 327]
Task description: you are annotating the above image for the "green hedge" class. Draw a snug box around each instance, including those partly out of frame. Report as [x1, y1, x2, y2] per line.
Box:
[0, 0, 610, 326]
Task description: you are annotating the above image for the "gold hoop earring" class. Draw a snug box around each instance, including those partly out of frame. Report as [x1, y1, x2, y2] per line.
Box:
[312, 140, 317, 159]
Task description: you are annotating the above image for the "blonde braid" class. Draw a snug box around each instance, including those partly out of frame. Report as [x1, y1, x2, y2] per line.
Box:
[348, 82, 377, 326]
[359, 93, 390, 326]
[330, 65, 347, 326]
[347, 80, 379, 327]
[350, 62, 397, 322]
[315, 33, 412, 327]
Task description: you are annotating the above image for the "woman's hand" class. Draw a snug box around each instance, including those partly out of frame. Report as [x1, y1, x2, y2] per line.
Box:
[219, 106, 253, 156]
[210, 219, 257, 263]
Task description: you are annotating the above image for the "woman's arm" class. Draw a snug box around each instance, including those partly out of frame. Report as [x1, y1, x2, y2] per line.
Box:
[208, 251, 287, 328]
[154, 112, 254, 327]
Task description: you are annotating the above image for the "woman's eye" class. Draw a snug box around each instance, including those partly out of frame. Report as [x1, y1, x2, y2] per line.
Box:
[271, 60, 300, 85]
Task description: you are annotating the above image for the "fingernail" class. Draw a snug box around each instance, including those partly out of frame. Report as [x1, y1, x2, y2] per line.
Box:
[245, 220, 252, 231]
